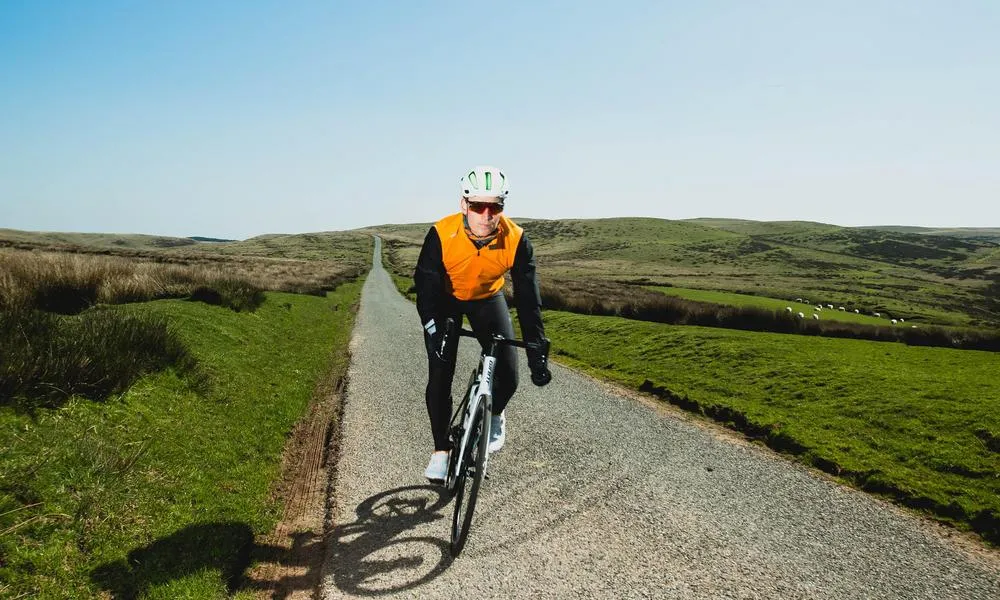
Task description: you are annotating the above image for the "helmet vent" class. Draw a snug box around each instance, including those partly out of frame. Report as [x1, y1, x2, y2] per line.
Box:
[460, 165, 508, 198]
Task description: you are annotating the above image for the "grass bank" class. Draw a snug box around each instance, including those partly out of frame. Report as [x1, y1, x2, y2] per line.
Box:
[0, 280, 363, 598]
[540, 310, 1000, 545]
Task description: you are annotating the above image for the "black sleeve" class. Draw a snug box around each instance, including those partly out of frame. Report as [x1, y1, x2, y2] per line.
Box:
[511, 234, 546, 345]
[414, 227, 446, 326]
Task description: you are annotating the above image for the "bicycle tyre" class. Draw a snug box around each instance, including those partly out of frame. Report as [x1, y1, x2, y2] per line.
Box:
[450, 394, 491, 556]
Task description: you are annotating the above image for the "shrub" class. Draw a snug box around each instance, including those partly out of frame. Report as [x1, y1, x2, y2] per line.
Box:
[34, 280, 100, 314]
[0, 306, 195, 408]
[189, 278, 266, 312]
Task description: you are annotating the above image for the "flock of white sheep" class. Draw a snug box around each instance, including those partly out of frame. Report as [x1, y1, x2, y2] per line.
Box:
[785, 298, 917, 327]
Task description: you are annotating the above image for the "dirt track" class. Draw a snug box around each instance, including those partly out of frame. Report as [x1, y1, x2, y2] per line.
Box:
[318, 237, 999, 599]
[244, 372, 345, 598]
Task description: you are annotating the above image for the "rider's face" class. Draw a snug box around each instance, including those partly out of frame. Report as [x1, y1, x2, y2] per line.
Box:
[461, 196, 503, 237]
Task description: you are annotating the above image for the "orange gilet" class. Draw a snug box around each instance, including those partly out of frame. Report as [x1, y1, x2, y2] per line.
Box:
[433, 212, 524, 301]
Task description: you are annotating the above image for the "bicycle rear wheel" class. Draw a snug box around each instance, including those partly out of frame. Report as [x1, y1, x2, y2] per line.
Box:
[450, 395, 491, 556]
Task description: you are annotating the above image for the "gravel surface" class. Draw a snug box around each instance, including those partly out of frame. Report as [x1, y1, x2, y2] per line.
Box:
[321, 237, 999, 599]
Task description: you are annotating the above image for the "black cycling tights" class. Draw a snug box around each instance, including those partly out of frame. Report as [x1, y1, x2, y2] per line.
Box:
[424, 293, 518, 451]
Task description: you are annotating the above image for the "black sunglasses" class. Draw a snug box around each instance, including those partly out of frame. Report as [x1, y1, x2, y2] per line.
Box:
[466, 200, 504, 215]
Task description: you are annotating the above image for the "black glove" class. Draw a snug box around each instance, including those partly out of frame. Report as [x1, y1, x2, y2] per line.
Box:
[424, 317, 456, 363]
[526, 337, 552, 386]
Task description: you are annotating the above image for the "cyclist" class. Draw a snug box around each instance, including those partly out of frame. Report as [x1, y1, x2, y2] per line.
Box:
[415, 165, 552, 482]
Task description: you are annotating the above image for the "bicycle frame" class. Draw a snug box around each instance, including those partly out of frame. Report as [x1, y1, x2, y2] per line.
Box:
[442, 321, 542, 555]
[446, 326, 537, 488]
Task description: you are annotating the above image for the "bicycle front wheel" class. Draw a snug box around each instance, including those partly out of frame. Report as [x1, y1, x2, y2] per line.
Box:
[450, 395, 490, 556]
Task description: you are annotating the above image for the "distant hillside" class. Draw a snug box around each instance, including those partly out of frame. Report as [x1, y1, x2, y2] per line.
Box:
[682, 218, 842, 237]
[0, 228, 373, 268]
[0, 229, 237, 248]
[188, 236, 236, 243]
[365, 217, 1000, 328]
[0, 228, 201, 250]
[856, 225, 1000, 243]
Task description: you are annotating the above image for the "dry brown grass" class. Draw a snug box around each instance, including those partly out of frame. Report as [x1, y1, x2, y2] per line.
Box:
[0, 248, 362, 313]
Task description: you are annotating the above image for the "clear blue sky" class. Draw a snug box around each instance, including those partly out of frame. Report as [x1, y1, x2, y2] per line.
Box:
[2, 1, 998, 239]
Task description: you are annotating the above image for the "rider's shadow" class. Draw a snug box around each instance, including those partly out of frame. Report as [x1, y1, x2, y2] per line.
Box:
[90, 521, 254, 599]
[327, 484, 453, 596]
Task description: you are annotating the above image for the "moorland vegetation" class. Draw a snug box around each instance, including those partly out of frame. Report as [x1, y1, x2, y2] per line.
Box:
[0, 229, 371, 597]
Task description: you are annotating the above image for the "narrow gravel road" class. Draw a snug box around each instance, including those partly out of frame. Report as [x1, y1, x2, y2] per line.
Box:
[321, 237, 999, 599]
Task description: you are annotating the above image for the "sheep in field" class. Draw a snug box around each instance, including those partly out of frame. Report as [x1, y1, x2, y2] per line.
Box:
[839, 306, 845, 311]
[874, 312, 881, 317]
[812, 313, 819, 320]
[854, 309, 859, 314]
[785, 306, 793, 312]
[891, 319, 898, 325]
[900, 318, 905, 323]
[797, 312, 805, 318]
[827, 304, 833, 309]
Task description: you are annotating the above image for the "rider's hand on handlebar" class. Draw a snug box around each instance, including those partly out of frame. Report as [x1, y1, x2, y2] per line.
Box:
[424, 317, 454, 363]
[527, 337, 552, 386]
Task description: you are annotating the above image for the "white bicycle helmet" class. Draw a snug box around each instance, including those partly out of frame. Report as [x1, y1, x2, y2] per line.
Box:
[460, 165, 509, 199]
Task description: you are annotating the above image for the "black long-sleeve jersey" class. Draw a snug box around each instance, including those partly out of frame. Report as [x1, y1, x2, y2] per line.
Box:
[413, 223, 545, 345]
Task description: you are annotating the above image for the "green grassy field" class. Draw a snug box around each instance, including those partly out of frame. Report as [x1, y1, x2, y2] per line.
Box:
[539, 309, 1000, 544]
[0, 283, 363, 598]
[647, 285, 902, 326]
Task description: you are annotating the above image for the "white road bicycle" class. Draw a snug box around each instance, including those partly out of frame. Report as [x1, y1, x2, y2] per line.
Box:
[443, 320, 541, 557]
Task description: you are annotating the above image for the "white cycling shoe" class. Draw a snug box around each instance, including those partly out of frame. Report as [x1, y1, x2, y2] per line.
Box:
[488, 412, 506, 454]
[424, 451, 449, 482]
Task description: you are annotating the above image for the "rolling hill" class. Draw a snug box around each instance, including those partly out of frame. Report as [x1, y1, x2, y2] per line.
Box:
[365, 217, 1000, 328]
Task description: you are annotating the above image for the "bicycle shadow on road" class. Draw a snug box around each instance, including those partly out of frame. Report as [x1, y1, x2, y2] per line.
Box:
[327, 484, 453, 596]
